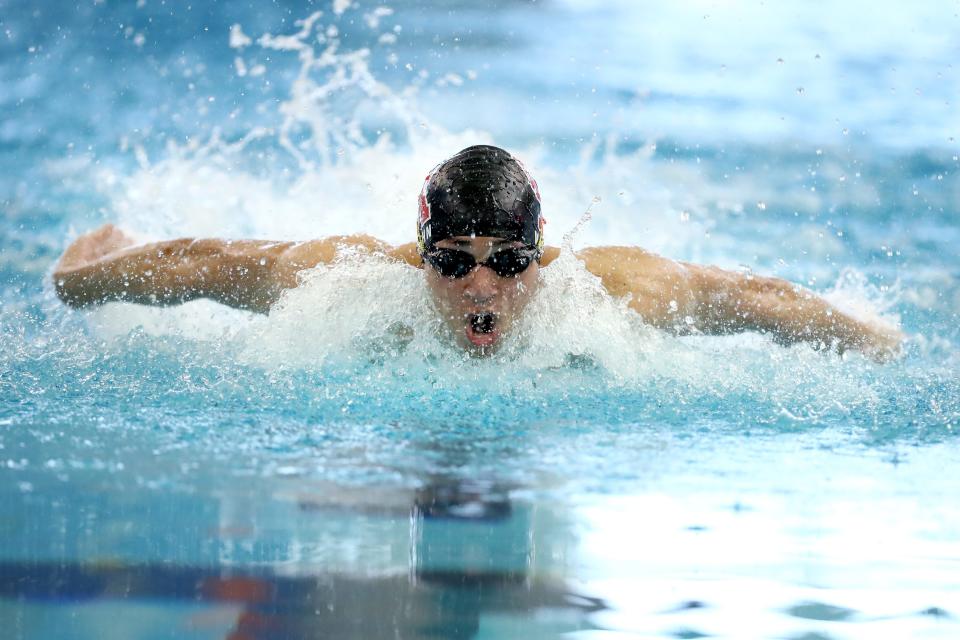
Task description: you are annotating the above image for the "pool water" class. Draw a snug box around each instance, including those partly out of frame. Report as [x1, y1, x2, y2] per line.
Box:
[2, 1, 959, 638]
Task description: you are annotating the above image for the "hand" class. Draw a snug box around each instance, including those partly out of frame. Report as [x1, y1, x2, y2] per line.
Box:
[859, 323, 905, 363]
[55, 224, 136, 274]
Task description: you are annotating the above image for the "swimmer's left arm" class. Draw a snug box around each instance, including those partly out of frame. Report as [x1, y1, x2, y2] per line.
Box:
[684, 263, 903, 361]
[574, 246, 903, 361]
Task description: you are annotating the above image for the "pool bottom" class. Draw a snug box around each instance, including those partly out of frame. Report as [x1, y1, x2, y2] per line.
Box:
[0, 561, 603, 640]
[1, 557, 955, 640]
[3, 433, 959, 639]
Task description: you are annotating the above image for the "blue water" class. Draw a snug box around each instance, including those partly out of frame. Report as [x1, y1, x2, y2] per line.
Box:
[2, 1, 959, 638]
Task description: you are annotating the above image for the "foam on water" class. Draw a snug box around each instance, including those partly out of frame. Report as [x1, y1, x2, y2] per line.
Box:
[78, 249, 901, 443]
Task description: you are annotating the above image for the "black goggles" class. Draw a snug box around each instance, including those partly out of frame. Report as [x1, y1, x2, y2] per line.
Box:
[424, 246, 538, 279]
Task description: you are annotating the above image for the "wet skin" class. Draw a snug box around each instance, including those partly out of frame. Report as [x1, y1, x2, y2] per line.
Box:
[423, 236, 540, 355]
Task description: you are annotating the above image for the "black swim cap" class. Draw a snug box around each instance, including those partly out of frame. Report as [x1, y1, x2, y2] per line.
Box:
[417, 145, 544, 257]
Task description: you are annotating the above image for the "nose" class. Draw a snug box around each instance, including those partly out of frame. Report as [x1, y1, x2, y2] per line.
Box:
[463, 264, 499, 305]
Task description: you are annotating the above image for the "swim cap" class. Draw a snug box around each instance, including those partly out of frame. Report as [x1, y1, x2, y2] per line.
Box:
[417, 145, 544, 257]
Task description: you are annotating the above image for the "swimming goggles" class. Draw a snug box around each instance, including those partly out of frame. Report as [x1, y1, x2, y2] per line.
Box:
[424, 246, 537, 278]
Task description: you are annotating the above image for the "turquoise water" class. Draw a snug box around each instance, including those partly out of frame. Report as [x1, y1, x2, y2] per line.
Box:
[2, 1, 959, 638]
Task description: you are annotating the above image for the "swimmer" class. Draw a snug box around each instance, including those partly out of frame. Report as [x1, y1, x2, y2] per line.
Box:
[52, 145, 902, 361]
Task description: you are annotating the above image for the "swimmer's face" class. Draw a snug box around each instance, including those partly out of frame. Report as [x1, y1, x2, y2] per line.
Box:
[424, 236, 540, 354]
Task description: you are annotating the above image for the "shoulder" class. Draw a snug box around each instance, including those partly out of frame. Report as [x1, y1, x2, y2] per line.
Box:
[548, 245, 700, 328]
[541, 245, 683, 279]
[575, 245, 665, 270]
[386, 242, 423, 267]
[574, 246, 691, 295]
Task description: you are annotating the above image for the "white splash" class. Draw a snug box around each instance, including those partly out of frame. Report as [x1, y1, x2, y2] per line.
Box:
[229, 24, 252, 49]
[240, 249, 442, 368]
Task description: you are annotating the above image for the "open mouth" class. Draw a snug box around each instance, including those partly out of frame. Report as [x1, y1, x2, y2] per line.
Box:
[465, 312, 499, 347]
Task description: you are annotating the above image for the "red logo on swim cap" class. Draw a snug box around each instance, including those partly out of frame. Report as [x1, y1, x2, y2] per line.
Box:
[418, 173, 432, 227]
[529, 177, 541, 202]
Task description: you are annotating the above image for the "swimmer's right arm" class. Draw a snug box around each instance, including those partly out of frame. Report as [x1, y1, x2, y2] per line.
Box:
[53, 224, 421, 313]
